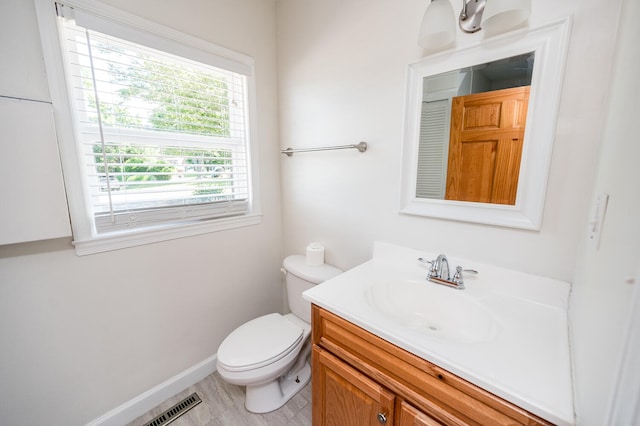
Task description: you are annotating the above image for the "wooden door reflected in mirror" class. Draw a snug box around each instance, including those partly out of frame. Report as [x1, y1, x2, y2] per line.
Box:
[446, 86, 530, 205]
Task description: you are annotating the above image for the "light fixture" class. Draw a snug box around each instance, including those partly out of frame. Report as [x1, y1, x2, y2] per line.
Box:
[418, 0, 456, 50]
[459, 0, 486, 33]
[481, 0, 532, 35]
[419, 0, 531, 49]
[459, 0, 531, 34]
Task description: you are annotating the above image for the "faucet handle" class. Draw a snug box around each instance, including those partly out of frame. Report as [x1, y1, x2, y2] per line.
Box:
[418, 257, 439, 276]
[453, 266, 464, 285]
[418, 256, 434, 268]
[452, 266, 478, 286]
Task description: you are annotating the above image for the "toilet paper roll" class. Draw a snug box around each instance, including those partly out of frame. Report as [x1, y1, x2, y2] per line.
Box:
[306, 242, 325, 266]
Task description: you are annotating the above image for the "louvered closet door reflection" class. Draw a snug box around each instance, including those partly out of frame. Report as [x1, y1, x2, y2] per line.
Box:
[416, 99, 450, 199]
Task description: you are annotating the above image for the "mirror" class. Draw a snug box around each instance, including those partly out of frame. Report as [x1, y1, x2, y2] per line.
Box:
[416, 52, 534, 205]
[400, 19, 571, 230]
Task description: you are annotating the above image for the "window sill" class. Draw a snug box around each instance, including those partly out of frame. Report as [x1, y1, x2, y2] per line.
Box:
[72, 213, 261, 255]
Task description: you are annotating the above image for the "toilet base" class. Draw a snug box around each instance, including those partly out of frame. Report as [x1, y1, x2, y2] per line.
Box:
[245, 362, 311, 413]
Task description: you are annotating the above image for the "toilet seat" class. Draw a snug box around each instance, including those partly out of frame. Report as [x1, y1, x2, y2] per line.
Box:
[217, 313, 304, 373]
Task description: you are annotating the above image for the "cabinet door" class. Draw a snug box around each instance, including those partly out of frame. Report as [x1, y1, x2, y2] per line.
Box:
[313, 346, 395, 426]
[397, 401, 443, 426]
[0, 96, 71, 244]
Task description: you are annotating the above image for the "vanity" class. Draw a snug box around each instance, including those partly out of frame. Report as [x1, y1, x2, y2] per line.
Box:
[303, 242, 574, 425]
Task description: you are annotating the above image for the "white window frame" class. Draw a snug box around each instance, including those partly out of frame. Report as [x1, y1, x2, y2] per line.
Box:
[34, 0, 262, 255]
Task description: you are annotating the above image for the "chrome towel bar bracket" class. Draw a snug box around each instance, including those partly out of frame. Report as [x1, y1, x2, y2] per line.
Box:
[281, 141, 367, 157]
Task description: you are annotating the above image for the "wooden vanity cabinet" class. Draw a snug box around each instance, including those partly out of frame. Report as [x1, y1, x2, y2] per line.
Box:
[311, 305, 552, 426]
[313, 347, 395, 425]
[398, 401, 444, 426]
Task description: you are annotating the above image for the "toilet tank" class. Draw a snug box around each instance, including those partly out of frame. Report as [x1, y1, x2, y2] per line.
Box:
[283, 255, 342, 323]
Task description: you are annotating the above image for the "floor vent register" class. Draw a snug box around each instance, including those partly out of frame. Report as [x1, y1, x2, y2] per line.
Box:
[142, 392, 202, 426]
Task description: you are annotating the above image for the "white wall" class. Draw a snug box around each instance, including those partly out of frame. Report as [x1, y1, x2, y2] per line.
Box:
[570, 0, 640, 422]
[0, 1, 282, 425]
[276, 0, 621, 282]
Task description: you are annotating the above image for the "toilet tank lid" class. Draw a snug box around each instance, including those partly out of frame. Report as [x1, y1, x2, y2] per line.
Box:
[283, 255, 342, 284]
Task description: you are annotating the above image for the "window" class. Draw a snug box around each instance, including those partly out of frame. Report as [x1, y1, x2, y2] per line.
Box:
[35, 0, 261, 254]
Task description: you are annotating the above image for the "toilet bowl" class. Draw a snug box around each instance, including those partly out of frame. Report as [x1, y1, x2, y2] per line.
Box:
[216, 255, 342, 413]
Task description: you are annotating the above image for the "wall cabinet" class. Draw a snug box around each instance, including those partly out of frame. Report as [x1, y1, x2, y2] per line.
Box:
[311, 305, 552, 426]
[0, 96, 71, 245]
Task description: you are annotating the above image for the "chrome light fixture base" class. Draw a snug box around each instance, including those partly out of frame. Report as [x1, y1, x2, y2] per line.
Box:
[459, 0, 486, 33]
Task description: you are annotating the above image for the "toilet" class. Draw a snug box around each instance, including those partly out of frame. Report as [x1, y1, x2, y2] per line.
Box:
[216, 255, 342, 413]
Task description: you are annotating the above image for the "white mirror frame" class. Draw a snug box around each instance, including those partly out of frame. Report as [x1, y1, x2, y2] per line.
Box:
[400, 18, 571, 230]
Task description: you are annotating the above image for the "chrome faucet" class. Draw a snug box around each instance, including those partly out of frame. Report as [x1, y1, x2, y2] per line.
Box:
[430, 254, 450, 282]
[418, 254, 477, 290]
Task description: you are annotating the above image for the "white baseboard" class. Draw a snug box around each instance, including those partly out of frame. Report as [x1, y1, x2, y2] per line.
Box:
[86, 354, 218, 426]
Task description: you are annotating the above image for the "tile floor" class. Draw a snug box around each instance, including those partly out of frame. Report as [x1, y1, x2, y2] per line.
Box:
[126, 372, 312, 426]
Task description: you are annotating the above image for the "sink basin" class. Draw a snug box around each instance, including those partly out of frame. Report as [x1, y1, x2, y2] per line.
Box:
[365, 280, 498, 344]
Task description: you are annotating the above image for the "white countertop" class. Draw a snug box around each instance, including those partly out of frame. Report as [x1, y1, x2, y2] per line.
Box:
[303, 242, 574, 425]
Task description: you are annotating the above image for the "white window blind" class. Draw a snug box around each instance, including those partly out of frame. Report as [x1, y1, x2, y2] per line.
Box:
[58, 10, 251, 234]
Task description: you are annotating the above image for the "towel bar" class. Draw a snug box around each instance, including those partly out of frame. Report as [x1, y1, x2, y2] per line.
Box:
[281, 141, 367, 157]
